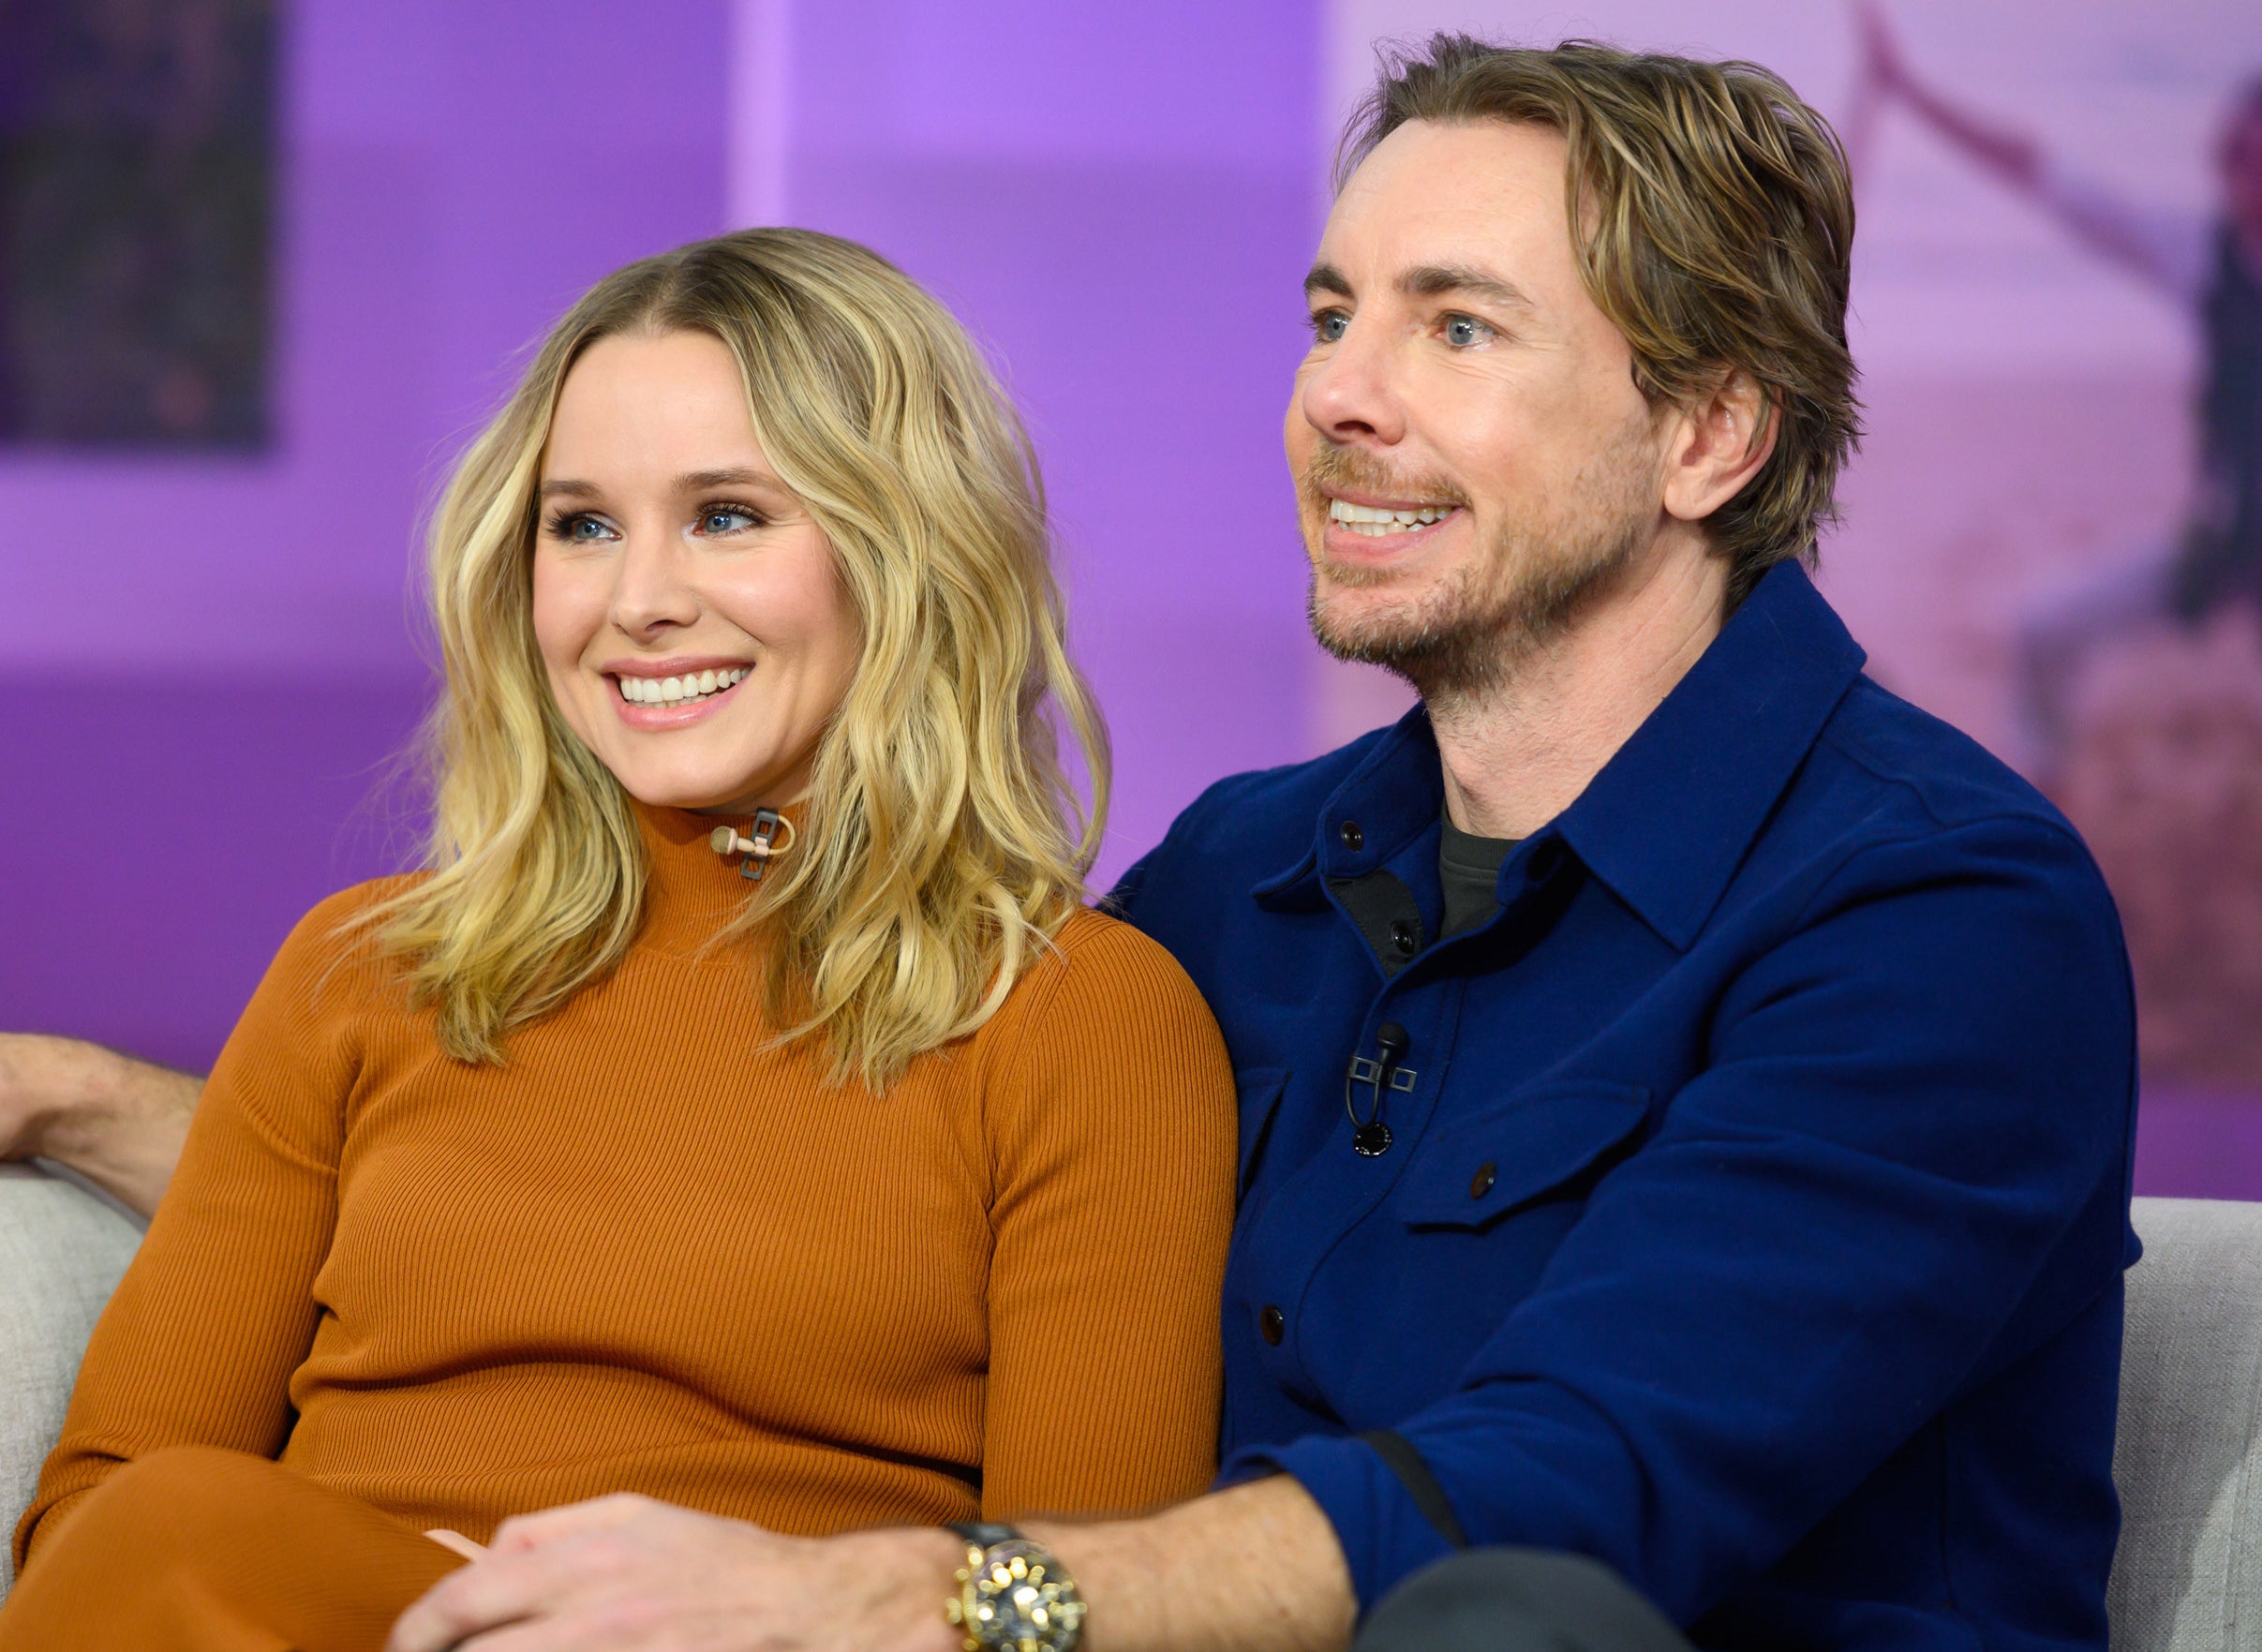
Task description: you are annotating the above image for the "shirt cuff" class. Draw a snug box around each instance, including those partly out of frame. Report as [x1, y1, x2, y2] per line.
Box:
[1219, 1435, 1454, 1614]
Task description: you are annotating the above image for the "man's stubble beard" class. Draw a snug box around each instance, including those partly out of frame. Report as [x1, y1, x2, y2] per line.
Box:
[1302, 423, 1658, 704]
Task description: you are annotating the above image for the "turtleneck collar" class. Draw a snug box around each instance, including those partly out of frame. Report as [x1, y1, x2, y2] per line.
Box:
[629, 798, 798, 944]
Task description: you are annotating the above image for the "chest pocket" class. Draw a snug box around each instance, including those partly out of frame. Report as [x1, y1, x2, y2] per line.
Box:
[1234, 1066, 1290, 1198]
[1400, 1079, 1650, 1230]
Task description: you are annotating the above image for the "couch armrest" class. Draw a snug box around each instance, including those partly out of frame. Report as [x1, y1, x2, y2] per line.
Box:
[0, 1162, 142, 1597]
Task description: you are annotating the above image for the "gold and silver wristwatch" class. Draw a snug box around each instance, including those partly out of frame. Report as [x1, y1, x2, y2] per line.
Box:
[944, 1523, 1086, 1652]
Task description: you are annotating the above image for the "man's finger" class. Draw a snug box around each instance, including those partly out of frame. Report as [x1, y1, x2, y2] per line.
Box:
[385, 1544, 575, 1652]
[488, 1493, 660, 1555]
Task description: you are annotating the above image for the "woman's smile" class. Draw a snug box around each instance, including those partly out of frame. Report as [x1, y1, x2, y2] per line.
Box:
[605, 661, 753, 727]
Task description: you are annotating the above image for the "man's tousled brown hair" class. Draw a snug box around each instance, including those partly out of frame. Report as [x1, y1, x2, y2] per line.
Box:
[1340, 35, 1861, 602]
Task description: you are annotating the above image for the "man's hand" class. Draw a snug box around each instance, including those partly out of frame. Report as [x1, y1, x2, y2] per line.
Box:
[0, 1034, 201, 1217]
[385, 1494, 965, 1652]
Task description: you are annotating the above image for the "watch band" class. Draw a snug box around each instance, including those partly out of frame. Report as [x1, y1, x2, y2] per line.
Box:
[946, 1521, 1025, 1549]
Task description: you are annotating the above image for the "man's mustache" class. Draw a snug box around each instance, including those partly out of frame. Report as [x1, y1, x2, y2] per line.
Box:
[1299, 442, 1469, 512]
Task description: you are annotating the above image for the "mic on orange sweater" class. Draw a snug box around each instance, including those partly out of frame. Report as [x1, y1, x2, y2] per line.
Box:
[708, 808, 796, 883]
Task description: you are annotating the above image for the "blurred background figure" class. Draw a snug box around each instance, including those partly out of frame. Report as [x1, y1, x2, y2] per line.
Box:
[1849, 2, 2262, 1111]
[1857, 3, 2262, 773]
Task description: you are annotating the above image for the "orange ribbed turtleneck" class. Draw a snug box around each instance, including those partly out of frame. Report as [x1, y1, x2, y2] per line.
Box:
[18, 804, 1236, 1570]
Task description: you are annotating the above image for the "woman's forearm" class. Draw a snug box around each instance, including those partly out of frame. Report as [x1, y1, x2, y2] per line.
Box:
[0, 1034, 201, 1216]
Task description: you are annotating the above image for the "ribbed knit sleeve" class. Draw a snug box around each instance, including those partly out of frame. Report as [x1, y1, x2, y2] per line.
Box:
[975, 911, 1236, 1520]
[14, 885, 389, 1570]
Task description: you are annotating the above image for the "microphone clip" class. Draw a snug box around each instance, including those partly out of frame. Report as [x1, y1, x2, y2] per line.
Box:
[708, 809, 796, 883]
[1345, 1021, 1416, 1157]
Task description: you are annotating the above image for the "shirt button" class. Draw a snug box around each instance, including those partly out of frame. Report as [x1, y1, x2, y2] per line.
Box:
[1339, 820, 1364, 851]
[1390, 917, 1419, 956]
[1259, 1304, 1286, 1346]
[1470, 1161, 1498, 1198]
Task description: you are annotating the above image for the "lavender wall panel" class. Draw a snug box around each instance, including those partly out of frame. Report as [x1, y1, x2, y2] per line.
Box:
[1, 1, 731, 1065]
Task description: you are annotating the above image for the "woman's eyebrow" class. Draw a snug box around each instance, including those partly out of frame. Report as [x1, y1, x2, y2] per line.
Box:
[676, 467, 780, 493]
[538, 477, 601, 500]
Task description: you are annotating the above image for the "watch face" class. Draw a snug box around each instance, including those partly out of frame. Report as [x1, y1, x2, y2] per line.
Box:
[975, 1579, 1058, 1644]
[966, 1546, 1083, 1650]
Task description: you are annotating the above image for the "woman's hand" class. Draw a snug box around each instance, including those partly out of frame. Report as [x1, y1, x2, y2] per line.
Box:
[386, 1495, 966, 1652]
[0, 1033, 201, 1216]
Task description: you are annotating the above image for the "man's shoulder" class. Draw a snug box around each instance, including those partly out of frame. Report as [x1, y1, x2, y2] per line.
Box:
[1768, 672, 2120, 937]
[1125, 719, 1407, 897]
[1813, 675, 2084, 848]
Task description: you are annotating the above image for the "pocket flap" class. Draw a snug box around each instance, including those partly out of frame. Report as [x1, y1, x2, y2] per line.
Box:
[1401, 1079, 1650, 1228]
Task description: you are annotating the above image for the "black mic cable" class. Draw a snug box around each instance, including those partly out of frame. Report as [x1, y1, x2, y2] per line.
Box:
[1345, 1020, 1410, 1157]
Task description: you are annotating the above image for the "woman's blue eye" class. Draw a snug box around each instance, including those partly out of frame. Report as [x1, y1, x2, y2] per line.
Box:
[1312, 311, 1349, 344]
[546, 513, 615, 543]
[700, 508, 757, 534]
[1444, 314, 1491, 348]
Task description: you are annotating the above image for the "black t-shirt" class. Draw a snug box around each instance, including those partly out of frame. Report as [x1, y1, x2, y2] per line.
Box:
[1438, 815, 1517, 940]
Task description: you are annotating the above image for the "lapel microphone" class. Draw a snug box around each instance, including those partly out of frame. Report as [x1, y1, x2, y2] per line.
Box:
[708, 808, 795, 882]
[1345, 1020, 1414, 1157]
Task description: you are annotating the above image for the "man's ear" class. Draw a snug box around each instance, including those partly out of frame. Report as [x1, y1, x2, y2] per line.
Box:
[1659, 368, 1779, 524]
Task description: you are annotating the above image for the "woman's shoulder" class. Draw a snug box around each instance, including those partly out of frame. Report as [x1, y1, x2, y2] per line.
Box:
[1026, 904, 1204, 1000]
[980, 904, 1228, 1070]
[263, 873, 429, 990]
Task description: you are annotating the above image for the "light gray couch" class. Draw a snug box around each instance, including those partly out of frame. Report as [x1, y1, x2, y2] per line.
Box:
[0, 1163, 142, 1596]
[0, 1169, 2255, 1645]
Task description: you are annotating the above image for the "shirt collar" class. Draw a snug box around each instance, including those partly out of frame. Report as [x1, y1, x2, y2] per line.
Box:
[1251, 707, 1444, 912]
[1254, 562, 1866, 946]
[1553, 561, 1866, 948]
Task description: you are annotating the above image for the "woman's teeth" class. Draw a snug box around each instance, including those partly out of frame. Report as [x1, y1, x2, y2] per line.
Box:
[1328, 499, 1452, 538]
[618, 667, 749, 706]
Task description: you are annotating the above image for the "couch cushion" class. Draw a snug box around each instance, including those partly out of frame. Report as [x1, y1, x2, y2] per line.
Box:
[0, 1163, 142, 1597]
[2110, 1196, 2262, 1652]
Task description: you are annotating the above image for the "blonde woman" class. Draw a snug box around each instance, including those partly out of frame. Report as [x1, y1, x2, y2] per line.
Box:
[0, 230, 1234, 1649]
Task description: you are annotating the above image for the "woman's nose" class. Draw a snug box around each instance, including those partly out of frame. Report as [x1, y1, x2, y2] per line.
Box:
[608, 535, 703, 636]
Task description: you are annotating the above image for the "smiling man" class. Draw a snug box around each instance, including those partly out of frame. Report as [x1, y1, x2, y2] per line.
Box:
[10, 35, 2136, 1652]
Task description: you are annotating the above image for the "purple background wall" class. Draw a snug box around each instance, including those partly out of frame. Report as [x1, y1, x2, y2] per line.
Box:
[4, 0, 2256, 1199]
[0, 0, 1324, 1072]
[2, 0, 734, 1068]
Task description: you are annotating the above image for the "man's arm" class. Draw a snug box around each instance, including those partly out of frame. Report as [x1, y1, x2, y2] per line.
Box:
[1030, 1477, 1357, 1652]
[384, 1476, 1356, 1652]
[0, 1033, 201, 1216]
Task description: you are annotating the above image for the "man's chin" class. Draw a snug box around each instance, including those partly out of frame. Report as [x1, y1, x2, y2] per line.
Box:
[1306, 586, 1435, 673]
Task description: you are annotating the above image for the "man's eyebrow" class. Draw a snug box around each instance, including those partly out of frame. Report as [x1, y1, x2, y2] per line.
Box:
[1302, 262, 1353, 300]
[1400, 263, 1537, 313]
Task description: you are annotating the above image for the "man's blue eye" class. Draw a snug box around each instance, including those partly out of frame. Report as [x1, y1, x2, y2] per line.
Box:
[1444, 315, 1489, 348]
[1313, 312, 1349, 343]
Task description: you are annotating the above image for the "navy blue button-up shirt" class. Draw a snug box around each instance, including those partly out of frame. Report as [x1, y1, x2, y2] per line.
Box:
[1112, 564, 2137, 1647]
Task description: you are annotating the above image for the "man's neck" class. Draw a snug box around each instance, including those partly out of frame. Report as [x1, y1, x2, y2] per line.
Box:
[1428, 533, 1732, 839]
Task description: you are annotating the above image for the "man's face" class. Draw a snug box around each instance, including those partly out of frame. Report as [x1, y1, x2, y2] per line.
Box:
[1289, 118, 1668, 693]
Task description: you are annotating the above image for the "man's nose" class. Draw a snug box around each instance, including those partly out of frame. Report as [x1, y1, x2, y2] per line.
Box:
[609, 533, 703, 636]
[1298, 319, 1406, 449]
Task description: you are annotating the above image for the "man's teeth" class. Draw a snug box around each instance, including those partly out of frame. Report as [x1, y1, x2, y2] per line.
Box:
[618, 667, 749, 706]
[1328, 499, 1452, 537]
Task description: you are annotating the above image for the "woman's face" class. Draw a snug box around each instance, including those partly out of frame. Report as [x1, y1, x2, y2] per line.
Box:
[532, 329, 860, 815]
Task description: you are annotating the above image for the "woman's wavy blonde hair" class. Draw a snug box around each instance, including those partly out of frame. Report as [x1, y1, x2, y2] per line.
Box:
[368, 228, 1108, 1090]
